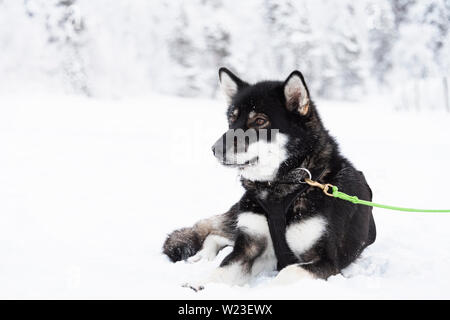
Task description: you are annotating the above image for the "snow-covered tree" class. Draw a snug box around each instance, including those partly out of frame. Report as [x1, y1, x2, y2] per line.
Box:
[365, 0, 396, 86]
[264, 0, 317, 91]
[308, 0, 370, 99]
[26, 0, 90, 95]
[0, 0, 448, 103]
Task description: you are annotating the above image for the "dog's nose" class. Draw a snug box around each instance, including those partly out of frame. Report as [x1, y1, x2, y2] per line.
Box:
[212, 135, 226, 162]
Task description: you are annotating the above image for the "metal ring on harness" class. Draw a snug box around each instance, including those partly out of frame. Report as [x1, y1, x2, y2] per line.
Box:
[293, 167, 312, 184]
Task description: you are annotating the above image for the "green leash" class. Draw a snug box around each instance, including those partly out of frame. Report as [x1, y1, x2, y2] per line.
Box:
[305, 178, 450, 213]
[331, 185, 450, 213]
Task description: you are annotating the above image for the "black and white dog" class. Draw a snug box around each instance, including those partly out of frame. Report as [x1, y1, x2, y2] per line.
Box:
[163, 68, 376, 290]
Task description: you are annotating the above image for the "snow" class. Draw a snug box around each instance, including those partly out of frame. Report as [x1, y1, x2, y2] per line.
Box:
[0, 93, 450, 299]
[1, 1, 449, 103]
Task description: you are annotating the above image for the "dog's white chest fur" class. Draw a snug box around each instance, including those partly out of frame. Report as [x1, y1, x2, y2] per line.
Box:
[285, 216, 327, 257]
[237, 212, 327, 259]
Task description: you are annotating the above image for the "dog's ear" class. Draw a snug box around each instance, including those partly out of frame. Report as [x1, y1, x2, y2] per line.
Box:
[219, 67, 248, 105]
[283, 71, 310, 116]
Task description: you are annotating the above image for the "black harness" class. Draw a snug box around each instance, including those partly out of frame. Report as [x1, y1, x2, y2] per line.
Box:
[247, 168, 326, 271]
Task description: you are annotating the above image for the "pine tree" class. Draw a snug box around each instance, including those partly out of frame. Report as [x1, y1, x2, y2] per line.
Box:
[365, 0, 396, 86]
[33, 0, 90, 95]
[264, 0, 316, 91]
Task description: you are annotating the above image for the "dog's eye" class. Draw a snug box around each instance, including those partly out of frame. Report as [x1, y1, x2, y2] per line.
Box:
[247, 113, 269, 128]
[229, 108, 239, 123]
[255, 118, 266, 126]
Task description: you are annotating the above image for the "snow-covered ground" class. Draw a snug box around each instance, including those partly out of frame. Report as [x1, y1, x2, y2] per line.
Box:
[0, 94, 449, 299]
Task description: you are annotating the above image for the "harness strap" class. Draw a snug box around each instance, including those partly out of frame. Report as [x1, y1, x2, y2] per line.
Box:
[252, 168, 326, 270]
[254, 185, 308, 270]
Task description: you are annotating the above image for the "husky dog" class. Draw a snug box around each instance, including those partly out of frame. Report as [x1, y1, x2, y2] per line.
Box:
[163, 68, 376, 290]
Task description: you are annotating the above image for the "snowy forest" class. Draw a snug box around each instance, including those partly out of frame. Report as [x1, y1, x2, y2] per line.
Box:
[0, 0, 449, 108]
[1, 1, 450, 300]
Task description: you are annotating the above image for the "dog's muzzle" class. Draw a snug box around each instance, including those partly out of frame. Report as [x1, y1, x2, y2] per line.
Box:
[211, 128, 278, 167]
[211, 129, 254, 166]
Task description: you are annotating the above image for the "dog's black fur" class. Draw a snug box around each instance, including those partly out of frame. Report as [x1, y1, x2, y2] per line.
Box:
[163, 68, 376, 282]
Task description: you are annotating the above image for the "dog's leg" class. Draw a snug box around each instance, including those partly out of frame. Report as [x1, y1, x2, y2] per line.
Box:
[188, 234, 233, 262]
[269, 256, 341, 287]
[163, 204, 238, 262]
[184, 212, 277, 291]
[269, 215, 331, 286]
[270, 264, 315, 286]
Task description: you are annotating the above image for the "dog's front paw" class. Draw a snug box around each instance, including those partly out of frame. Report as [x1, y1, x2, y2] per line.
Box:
[163, 227, 202, 262]
[182, 282, 205, 292]
[270, 264, 315, 286]
[187, 248, 216, 263]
